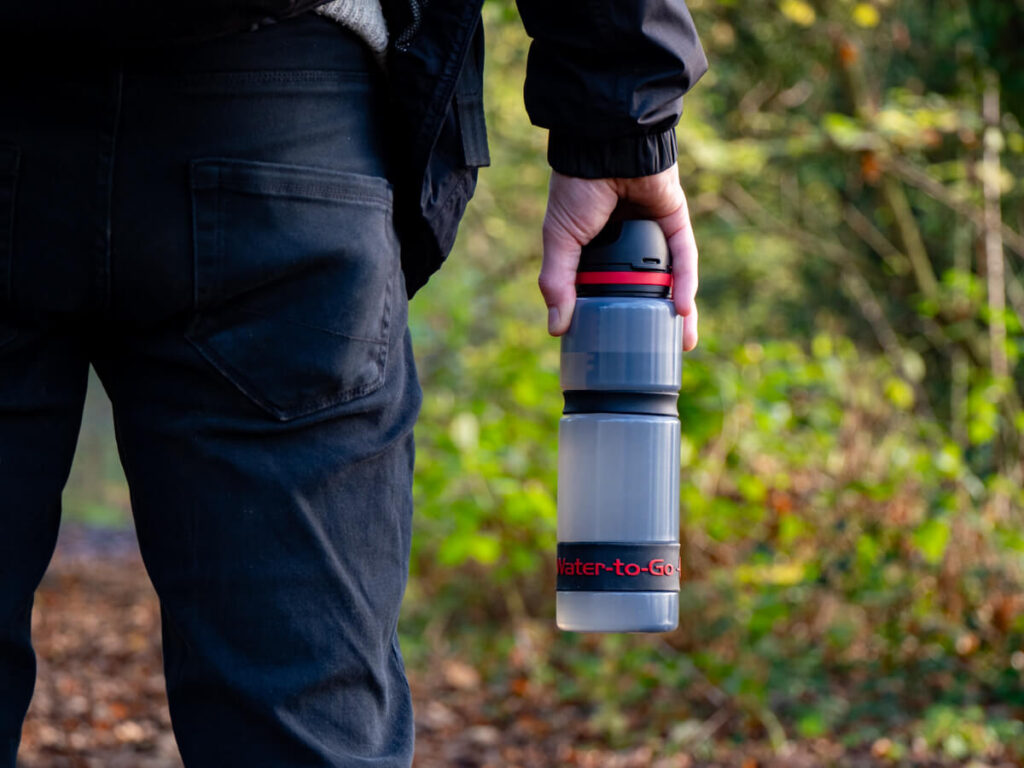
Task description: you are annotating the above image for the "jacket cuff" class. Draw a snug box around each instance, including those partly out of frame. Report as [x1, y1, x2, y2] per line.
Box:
[547, 128, 677, 179]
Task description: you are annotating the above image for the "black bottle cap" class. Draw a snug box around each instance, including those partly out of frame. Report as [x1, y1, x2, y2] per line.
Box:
[576, 220, 672, 298]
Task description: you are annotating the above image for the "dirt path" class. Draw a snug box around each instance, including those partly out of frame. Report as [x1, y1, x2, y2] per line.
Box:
[18, 527, 983, 768]
[21, 528, 659, 768]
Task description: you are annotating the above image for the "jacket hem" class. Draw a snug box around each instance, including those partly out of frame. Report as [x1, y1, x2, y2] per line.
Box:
[546, 129, 678, 179]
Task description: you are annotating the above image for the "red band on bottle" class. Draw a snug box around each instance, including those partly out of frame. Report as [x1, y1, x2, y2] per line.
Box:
[576, 271, 673, 287]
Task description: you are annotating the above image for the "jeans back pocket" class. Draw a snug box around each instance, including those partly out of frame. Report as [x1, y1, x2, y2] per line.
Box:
[188, 158, 397, 421]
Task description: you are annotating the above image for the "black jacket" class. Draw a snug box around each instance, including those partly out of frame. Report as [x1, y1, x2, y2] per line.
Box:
[383, 0, 707, 294]
[0, 0, 707, 295]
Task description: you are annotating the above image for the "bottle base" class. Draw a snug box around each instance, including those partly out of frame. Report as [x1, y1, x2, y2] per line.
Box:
[556, 591, 678, 633]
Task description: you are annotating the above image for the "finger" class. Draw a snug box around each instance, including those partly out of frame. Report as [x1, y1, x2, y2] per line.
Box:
[539, 221, 582, 335]
[657, 190, 698, 318]
[682, 302, 699, 351]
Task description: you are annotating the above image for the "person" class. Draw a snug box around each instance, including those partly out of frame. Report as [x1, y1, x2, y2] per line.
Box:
[0, 1, 706, 765]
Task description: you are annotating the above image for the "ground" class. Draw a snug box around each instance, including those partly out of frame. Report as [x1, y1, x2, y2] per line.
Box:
[16, 526, 1013, 768]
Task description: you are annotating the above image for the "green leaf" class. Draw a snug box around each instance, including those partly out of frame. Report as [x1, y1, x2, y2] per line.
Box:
[884, 377, 915, 410]
[913, 518, 951, 564]
[797, 710, 826, 738]
[822, 113, 879, 150]
[780, 0, 815, 26]
[852, 3, 880, 28]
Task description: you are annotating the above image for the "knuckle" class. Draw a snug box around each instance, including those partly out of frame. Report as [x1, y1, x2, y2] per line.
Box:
[537, 272, 562, 296]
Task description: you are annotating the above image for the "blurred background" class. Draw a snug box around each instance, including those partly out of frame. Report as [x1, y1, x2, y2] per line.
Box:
[27, 0, 1024, 765]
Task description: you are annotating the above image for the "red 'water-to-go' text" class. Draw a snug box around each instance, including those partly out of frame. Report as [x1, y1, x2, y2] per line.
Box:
[557, 557, 679, 577]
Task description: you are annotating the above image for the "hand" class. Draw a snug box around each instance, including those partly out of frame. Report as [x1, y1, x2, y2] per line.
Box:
[538, 164, 699, 351]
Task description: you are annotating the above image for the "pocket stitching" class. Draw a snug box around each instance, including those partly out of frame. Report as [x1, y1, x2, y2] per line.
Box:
[188, 158, 396, 421]
[173, 70, 374, 95]
[224, 306, 391, 344]
[191, 158, 393, 209]
[185, 328, 388, 421]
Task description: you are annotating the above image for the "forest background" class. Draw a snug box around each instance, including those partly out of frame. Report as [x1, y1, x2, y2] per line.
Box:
[59, 0, 1024, 764]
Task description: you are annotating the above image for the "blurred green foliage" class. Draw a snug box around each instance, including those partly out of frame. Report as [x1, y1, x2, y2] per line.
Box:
[65, 0, 1024, 760]
[403, 0, 1024, 760]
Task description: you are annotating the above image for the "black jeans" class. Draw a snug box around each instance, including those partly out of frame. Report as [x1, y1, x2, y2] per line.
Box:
[0, 14, 420, 767]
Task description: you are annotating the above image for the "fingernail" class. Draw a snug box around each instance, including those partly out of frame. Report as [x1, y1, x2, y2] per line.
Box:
[547, 306, 559, 334]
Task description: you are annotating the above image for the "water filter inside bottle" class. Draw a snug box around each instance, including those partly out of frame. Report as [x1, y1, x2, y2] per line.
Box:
[556, 220, 682, 633]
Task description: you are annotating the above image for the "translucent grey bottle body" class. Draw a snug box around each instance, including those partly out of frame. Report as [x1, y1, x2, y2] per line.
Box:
[557, 297, 682, 632]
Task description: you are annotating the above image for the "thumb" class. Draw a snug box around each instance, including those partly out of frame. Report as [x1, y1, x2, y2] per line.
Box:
[539, 223, 582, 335]
[539, 174, 618, 335]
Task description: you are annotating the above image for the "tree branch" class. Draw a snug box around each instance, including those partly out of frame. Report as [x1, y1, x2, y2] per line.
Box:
[842, 203, 911, 277]
[982, 76, 1008, 381]
[887, 156, 1024, 262]
[723, 182, 908, 375]
[879, 176, 940, 300]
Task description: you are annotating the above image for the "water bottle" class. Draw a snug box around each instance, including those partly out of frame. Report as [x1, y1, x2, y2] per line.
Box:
[556, 219, 682, 633]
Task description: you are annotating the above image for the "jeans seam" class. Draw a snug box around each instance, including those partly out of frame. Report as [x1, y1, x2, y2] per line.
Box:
[0, 145, 18, 305]
[97, 68, 124, 313]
